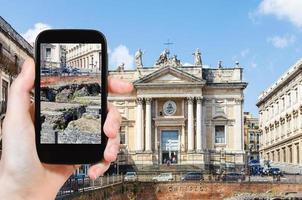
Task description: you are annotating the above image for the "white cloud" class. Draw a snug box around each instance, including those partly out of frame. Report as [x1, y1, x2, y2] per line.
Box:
[267, 34, 296, 48]
[248, 11, 261, 24]
[109, 45, 134, 69]
[183, 62, 193, 66]
[257, 0, 302, 28]
[240, 48, 250, 58]
[250, 62, 257, 68]
[232, 48, 250, 63]
[22, 23, 51, 44]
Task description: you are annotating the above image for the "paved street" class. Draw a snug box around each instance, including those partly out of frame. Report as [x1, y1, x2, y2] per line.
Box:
[247, 174, 302, 183]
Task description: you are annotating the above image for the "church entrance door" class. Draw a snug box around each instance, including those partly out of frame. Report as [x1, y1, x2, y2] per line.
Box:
[161, 130, 179, 164]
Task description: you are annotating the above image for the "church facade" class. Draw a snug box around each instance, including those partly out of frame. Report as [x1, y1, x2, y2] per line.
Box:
[109, 49, 247, 170]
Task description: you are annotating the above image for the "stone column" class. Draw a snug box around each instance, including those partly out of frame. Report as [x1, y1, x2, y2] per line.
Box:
[280, 148, 284, 163]
[135, 98, 143, 152]
[187, 97, 194, 152]
[145, 98, 152, 152]
[196, 97, 203, 152]
[293, 143, 298, 164]
[202, 101, 207, 150]
[299, 106, 302, 130]
[234, 98, 243, 151]
[263, 129, 266, 147]
[299, 141, 302, 165]
[286, 146, 290, 163]
[181, 125, 186, 152]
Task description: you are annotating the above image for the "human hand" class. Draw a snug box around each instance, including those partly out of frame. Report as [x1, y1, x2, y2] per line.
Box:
[0, 58, 133, 200]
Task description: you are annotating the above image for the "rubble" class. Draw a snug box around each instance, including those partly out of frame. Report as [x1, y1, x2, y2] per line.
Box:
[40, 82, 103, 144]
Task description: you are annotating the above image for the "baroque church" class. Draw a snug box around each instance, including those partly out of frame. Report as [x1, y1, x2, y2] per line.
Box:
[109, 48, 247, 170]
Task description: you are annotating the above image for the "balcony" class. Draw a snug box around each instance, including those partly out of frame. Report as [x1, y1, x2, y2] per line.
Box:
[0, 50, 20, 76]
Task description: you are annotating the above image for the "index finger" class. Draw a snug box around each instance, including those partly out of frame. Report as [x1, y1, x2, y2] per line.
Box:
[108, 77, 133, 94]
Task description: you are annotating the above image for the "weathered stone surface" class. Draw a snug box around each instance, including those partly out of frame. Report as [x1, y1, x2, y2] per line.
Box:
[40, 87, 57, 102]
[72, 96, 101, 106]
[41, 82, 101, 102]
[70, 182, 302, 200]
[82, 112, 100, 120]
[86, 105, 102, 116]
[40, 82, 103, 144]
[55, 88, 73, 102]
[40, 102, 86, 143]
[73, 87, 89, 98]
[58, 117, 102, 144]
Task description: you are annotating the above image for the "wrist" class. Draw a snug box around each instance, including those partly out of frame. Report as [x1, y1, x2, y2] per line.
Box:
[0, 174, 56, 200]
[0, 177, 23, 200]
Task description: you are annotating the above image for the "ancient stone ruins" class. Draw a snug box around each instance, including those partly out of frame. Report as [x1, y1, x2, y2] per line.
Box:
[40, 79, 103, 144]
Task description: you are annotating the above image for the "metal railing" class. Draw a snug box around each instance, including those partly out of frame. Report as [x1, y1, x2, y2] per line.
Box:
[56, 171, 302, 199]
[56, 174, 123, 199]
[130, 172, 302, 184]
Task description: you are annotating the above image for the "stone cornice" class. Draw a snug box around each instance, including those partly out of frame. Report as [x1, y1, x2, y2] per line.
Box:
[0, 16, 33, 57]
[260, 131, 302, 151]
[257, 59, 302, 106]
[153, 117, 186, 126]
[205, 82, 248, 89]
[133, 66, 205, 85]
[135, 82, 205, 88]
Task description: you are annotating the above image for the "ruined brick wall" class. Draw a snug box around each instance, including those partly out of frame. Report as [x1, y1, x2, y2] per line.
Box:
[41, 75, 101, 87]
[71, 182, 302, 200]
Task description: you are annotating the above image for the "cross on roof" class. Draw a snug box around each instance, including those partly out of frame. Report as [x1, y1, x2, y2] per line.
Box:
[163, 39, 174, 50]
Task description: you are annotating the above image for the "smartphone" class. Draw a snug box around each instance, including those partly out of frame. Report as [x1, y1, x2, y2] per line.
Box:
[35, 29, 108, 164]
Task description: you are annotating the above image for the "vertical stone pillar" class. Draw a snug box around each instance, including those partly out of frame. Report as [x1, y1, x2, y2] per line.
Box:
[299, 141, 302, 165]
[187, 97, 194, 152]
[299, 106, 302, 130]
[181, 125, 186, 152]
[293, 143, 297, 164]
[280, 147, 284, 163]
[286, 146, 290, 163]
[273, 125, 277, 143]
[277, 123, 281, 141]
[202, 101, 207, 150]
[135, 98, 143, 152]
[234, 98, 243, 151]
[196, 97, 203, 152]
[263, 131, 266, 148]
[145, 98, 152, 152]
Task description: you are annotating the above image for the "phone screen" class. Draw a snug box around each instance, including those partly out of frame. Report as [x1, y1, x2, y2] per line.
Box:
[40, 43, 102, 144]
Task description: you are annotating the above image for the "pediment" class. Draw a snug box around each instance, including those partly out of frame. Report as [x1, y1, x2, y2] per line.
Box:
[134, 66, 204, 85]
[152, 73, 182, 82]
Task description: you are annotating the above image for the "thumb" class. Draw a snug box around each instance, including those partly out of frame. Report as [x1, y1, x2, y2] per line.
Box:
[1, 58, 36, 162]
[5, 58, 35, 121]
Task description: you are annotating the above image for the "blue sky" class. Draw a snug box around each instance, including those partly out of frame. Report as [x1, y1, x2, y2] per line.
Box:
[1, 0, 302, 115]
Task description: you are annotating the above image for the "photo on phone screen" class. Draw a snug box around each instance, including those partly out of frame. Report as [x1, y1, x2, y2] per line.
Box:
[40, 43, 102, 144]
